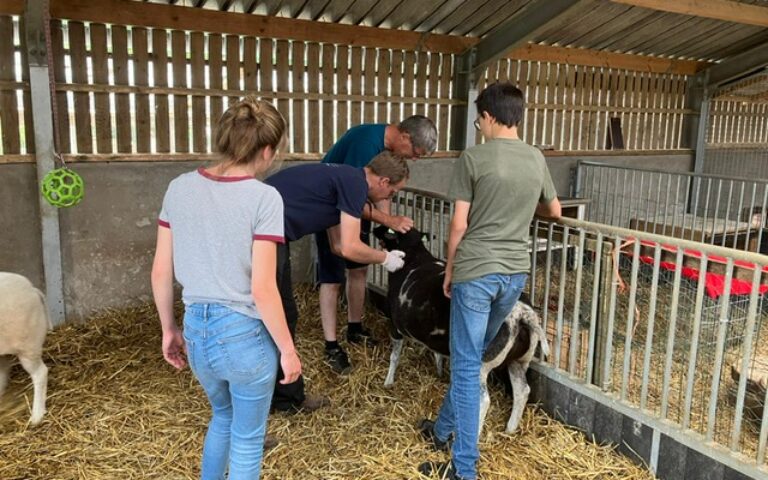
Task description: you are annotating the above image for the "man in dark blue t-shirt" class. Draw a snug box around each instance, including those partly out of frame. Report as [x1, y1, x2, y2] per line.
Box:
[264, 153, 410, 413]
[317, 116, 437, 374]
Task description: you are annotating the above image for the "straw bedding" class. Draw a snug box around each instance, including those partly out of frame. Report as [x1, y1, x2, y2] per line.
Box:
[0, 284, 654, 479]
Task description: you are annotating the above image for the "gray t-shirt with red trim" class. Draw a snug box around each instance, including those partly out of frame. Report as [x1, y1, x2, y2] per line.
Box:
[158, 167, 284, 319]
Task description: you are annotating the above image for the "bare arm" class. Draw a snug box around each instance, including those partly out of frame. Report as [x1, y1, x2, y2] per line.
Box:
[151, 226, 186, 370]
[327, 212, 388, 264]
[443, 200, 470, 298]
[251, 240, 301, 384]
[535, 197, 562, 220]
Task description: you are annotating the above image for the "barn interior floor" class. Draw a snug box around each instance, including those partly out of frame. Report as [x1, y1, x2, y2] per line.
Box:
[0, 284, 653, 480]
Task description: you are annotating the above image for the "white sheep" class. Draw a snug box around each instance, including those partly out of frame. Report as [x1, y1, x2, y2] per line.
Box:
[0, 272, 51, 425]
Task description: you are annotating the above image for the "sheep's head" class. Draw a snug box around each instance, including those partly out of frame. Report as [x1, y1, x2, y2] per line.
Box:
[373, 226, 429, 251]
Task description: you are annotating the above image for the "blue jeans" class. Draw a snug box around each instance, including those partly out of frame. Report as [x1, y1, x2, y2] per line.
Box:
[433, 273, 528, 480]
[183, 304, 279, 480]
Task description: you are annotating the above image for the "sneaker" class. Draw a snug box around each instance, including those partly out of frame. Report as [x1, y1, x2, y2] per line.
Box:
[264, 434, 279, 451]
[417, 460, 464, 479]
[326, 346, 352, 374]
[347, 326, 379, 347]
[296, 394, 330, 413]
[416, 418, 452, 452]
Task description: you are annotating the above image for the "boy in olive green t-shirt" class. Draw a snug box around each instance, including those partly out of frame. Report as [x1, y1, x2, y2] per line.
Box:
[417, 83, 561, 480]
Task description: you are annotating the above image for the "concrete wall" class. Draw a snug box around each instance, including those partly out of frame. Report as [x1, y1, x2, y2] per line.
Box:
[409, 152, 694, 197]
[0, 152, 693, 321]
[0, 164, 44, 288]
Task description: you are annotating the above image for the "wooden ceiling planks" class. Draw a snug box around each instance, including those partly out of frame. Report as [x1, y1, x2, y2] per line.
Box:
[429, 1, 488, 35]
[278, 0, 311, 18]
[321, 0, 359, 23]
[675, 22, 760, 59]
[455, 0, 527, 37]
[582, 8, 666, 50]
[699, 29, 768, 62]
[471, 0, 530, 38]
[569, 4, 660, 49]
[342, 0, 381, 25]
[605, 12, 685, 53]
[628, 15, 713, 56]
[448, 0, 517, 36]
[412, 0, 468, 33]
[382, 0, 445, 31]
[531, 1, 603, 46]
[609, 0, 768, 28]
[365, 0, 405, 27]
[539, 1, 631, 48]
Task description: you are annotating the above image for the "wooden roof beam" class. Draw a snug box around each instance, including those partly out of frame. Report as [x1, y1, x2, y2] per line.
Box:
[609, 0, 768, 28]
[0, 0, 24, 15]
[508, 43, 708, 75]
[468, 0, 589, 75]
[44, 0, 476, 53]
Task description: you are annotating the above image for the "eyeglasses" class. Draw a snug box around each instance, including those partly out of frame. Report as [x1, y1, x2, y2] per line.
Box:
[473, 118, 481, 131]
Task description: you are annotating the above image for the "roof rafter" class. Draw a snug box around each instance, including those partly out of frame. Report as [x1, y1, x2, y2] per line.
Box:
[706, 41, 768, 88]
[242, 0, 258, 14]
[609, 0, 768, 28]
[468, 0, 589, 75]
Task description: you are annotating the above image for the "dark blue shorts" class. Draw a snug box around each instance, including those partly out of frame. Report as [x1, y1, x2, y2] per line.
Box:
[315, 220, 371, 284]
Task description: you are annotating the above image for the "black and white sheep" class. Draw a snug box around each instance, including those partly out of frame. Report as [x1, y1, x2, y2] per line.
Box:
[373, 226, 549, 433]
[0, 272, 51, 425]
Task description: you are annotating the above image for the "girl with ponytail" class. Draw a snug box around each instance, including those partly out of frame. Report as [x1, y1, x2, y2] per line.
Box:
[152, 96, 300, 479]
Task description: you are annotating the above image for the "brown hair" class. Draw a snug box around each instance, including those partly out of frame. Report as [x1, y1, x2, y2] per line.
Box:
[214, 95, 287, 175]
[367, 151, 410, 184]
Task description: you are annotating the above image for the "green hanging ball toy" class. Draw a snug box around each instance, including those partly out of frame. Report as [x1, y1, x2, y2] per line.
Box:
[41, 168, 85, 208]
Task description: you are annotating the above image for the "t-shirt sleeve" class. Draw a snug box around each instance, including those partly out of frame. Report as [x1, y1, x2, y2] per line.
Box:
[158, 183, 173, 229]
[343, 141, 381, 169]
[253, 187, 286, 244]
[447, 151, 474, 203]
[538, 153, 557, 203]
[333, 170, 368, 218]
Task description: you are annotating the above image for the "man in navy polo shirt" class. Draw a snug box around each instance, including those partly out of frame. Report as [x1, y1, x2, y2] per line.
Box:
[265, 152, 410, 413]
[318, 115, 437, 374]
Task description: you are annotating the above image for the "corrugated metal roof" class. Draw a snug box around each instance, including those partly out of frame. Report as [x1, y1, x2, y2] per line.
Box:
[142, 0, 768, 62]
[716, 69, 768, 100]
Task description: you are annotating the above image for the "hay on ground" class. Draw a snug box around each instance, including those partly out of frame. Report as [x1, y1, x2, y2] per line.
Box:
[0, 285, 654, 479]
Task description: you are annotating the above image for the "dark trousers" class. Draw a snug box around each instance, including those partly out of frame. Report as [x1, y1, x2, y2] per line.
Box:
[271, 242, 306, 411]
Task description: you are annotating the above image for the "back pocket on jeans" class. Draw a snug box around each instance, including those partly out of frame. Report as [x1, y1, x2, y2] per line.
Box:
[217, 327, 267, 376]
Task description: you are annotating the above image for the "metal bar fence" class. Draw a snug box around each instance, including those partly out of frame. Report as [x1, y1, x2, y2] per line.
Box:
[369, 187, 768, 470]
[575, 161, 768, 255]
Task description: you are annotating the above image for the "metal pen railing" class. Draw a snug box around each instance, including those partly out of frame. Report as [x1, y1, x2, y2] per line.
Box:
[370, 187, 768, 470]
[575, 161, 768, 254]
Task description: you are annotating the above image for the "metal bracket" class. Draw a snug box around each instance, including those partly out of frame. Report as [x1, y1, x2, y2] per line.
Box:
[24, 0, 48, 67]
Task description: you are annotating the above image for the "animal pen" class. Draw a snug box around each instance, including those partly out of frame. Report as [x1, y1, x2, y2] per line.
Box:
[2, 0, 768, 479]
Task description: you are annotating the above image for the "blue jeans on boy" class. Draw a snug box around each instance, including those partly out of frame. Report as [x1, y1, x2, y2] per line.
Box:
[183, 304, 279, 480]
[433, 272, 528, 480]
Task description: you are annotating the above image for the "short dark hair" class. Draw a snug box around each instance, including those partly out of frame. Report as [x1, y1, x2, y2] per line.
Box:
[475, 82, 524, 128]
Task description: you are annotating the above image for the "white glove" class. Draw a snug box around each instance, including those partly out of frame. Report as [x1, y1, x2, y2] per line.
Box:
[382, 250, 406, 272]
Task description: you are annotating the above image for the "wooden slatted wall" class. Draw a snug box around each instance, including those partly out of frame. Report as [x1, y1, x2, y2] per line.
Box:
[707, 99, 768, 146]
[479, 59, 690, 151]
[36, 20, 457, 158]
[0, 14, 721, 161]
[0, 16, 33, 157]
